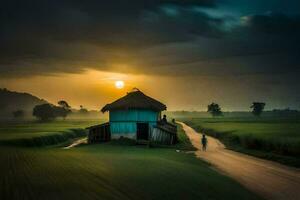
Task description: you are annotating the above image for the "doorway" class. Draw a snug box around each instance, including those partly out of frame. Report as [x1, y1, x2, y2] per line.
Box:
[137, 123, 149, 140]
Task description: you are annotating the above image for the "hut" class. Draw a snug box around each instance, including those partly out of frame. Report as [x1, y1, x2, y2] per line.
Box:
[87, 89, 177, 145]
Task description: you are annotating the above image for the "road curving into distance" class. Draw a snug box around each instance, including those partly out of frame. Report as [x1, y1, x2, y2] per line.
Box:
[178, 122, 300, 200]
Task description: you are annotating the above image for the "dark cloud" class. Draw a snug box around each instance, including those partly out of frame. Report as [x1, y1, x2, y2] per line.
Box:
[239, 12, 300, 35]
[0, 0, 299, 78]
[0, 0, 222, 77]
[0, 0, 216, 45]
[133, 12, 300, 75]
[220, 0, 300, 15]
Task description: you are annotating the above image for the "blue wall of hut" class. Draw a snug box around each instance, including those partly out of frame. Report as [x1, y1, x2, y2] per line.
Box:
[109, 109, 159, 139]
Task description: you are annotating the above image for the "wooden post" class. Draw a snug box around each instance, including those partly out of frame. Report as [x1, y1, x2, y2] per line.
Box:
[148, 126, 152, 148]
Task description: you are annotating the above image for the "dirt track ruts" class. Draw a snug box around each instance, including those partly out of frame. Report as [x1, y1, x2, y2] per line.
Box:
[178, 122, 300, 200]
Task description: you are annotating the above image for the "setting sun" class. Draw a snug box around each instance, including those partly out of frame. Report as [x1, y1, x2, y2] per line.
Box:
[115, 80, 124, 89]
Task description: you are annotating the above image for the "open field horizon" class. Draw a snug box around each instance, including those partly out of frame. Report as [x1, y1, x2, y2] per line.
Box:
[1, 0, 300, 199]
[178, 116, 300, 167]
[0, 118, 261, 200]
[0, 105, 298, 199]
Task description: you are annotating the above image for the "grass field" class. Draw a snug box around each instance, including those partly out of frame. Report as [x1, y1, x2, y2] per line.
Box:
[0, 146, 260, 200]
[0, 119, 102, 140]
[180, 117, 300, 167]
[0, 119, 103, 147]
[0, 119, 261, 199]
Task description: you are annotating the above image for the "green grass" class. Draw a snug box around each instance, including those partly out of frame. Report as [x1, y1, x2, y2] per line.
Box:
[0, 119, 104, 147]
[0, 145, 260, 200]
[181, 117, 300, 167]
[0, 119, 261, 199]
[0, 119, 102, 140]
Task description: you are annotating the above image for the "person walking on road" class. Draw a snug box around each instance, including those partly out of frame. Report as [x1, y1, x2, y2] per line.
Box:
[201, 134, 208, 151]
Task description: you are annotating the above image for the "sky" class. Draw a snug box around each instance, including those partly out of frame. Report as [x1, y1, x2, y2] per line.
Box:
[0, 0, 300, 111]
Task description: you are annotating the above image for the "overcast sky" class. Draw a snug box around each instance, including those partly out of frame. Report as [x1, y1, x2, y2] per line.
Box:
[1, 0, 300, 110]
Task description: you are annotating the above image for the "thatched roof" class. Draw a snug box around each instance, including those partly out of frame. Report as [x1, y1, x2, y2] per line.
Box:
[101, 90, 166, 112]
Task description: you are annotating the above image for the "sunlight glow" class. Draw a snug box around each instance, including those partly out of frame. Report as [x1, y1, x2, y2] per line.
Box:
[115, 80, 125, 89]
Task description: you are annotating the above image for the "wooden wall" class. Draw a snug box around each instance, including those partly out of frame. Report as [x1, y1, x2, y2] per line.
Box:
[109, 109, 159, 138]
[151, 126, 177, 145]
[88, 123, 111, 143]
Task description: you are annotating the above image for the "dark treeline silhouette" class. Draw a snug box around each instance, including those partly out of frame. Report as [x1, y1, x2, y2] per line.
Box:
[0, 88, 47, 119]
[271, 108, 300, 118]
[33, 100, 71, 121]
[57, 100, 71, 119]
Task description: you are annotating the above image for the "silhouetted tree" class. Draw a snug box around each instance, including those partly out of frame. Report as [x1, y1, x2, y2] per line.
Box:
[251, 102, 265, 116]
[57, 100, 71, 119]
[79, 105, 88, 114]
[33, 104, 57, 121]
[12, 110, 24, 119]
[58, 100, 71, 109]
[207, 103, 222, 117]
[55, 107, 71, 120]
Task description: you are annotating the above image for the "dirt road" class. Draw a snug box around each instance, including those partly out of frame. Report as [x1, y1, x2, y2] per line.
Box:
[178, 122, 300, 200]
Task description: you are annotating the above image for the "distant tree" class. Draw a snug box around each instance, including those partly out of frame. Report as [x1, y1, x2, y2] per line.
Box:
[57, 100, 71, 119]
[33, 104, 57, 121]
[207, 103, 223, 117]
[79, 105, 88, 114]
[55, 107, 71, 120]
[58, 100, 71, 109]
[251, 102, 266, 116]
[13, 110, 24, 119]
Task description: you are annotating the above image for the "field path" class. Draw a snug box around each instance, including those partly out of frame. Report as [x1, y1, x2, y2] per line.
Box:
[178, 122, 300, 200]
[63, 138, 87, 149]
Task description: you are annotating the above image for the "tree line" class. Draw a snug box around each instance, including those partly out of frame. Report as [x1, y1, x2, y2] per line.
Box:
[11, 100, 273, 120]
[32, 101, 71, 121]
[12, 101, 90, 121]
[207, 102, 266, 117]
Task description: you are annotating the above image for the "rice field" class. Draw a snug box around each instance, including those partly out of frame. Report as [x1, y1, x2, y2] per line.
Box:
[0, 145, 260, 200]
[0, 119, 261, 200]
[181, 117, 300, 167]
[0, 119, 102, 140]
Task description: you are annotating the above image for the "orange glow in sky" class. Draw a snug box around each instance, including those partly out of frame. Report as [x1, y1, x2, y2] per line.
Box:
[0, 69, 290, 111]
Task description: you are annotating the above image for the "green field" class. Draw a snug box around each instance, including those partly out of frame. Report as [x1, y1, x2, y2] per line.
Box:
[180, 117, 300, 167]
[0, 120, 103, 147]
[0, 119, 102, 140]
[0, 119, 260, 200]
